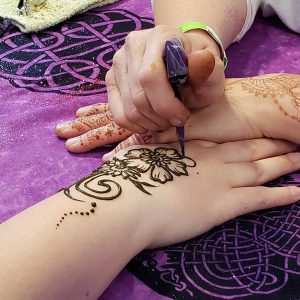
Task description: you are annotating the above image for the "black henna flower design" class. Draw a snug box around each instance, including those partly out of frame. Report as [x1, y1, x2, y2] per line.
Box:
[124, 148, 196, 183]
[59, 147, 196, 228]
[99, 157, 140, 180]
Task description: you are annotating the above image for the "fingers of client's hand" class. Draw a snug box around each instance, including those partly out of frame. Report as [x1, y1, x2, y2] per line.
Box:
[217, 138, 299, 187]
[76, 103, 109, 117]
[229, 186, 300, 221]
[56, 111, 114, 139]
[66, 123, 132, 153]
[230, 151, 300, 188]
[216, 139, 300, 224]
[216, 139, 298, 163]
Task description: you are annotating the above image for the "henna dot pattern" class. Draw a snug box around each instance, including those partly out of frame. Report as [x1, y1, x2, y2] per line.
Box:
[56, 202, 97, 229]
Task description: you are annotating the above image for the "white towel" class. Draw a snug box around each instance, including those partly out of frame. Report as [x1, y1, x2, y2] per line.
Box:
[0, 0, 120, 33]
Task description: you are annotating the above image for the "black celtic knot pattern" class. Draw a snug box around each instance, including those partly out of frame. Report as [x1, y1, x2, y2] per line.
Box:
[0, 9, 153, 96]
[128, 173, 300, 299]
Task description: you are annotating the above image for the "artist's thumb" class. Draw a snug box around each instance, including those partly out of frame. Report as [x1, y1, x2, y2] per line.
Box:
[187, 49, 215, 90]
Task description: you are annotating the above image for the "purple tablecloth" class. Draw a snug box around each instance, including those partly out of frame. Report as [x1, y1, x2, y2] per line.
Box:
[0, 0, 299, 299]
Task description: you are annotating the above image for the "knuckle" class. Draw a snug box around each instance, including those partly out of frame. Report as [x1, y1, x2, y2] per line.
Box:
[250, 162, 264, 182]
[154, 24, 169, 34]
[105, 70, 114, 86]
[132, 90, 146, 109]
[112, 49, 123, 66]
[111, 112, 127, 129]
[138, 68, 154, 86]
[243, 142, 259, 161]
[125, 31, 138, 45]
[126, 106, 140, 122]
[152, 102, 173, 117]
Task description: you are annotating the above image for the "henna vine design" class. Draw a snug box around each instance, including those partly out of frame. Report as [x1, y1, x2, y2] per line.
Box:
[71, 111, 114, 133]
[227, 74, 300, 121]
[84, 103, 109, 116]
[79, 122, 129, 148]
[57, 148, 196, 228]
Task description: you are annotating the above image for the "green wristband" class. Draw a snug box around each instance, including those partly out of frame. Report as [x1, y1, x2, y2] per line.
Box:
[178, 21, 228, 69]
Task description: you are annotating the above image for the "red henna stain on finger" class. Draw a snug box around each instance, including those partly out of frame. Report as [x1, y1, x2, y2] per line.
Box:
[78, 122, 131, 149]
[71, 111, 114, 133]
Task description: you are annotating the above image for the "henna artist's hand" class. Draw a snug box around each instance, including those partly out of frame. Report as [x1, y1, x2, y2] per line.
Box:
[103, 73, 300, 160]
[105, 25, 224, 133]
[56, 74, 300, 155]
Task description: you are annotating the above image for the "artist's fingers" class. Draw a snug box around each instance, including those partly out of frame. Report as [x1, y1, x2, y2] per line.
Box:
[214, 139, 297, 163]
[125, 32, 170, 129]
[229, 152, 300, 188]
[76, 103, 109, 117]
[138, 29, 190, 126]
[108, 49, 160, 133]
[65, 123, 132, 153]
[56, 111, 114, 139]
[223, 186, 300, 222]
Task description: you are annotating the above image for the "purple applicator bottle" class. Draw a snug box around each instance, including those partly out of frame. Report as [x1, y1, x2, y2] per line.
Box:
[163, 38, 189, 156]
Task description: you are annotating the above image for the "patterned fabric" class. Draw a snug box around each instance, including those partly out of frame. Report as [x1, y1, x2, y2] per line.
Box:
[0, 0, 300, 299]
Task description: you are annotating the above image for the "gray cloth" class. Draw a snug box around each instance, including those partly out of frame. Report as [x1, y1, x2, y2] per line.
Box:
[0, 0, 120, 33]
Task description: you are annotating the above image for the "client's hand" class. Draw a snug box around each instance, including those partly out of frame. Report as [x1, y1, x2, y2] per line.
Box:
[113, 138, 300, 248]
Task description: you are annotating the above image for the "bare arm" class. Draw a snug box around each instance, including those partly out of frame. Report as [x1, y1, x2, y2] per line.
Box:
[154, 0, 247, 49]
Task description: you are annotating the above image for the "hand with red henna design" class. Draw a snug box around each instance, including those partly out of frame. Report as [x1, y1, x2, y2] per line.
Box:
[56, 74, 300, 157]
[56, 106, 131, 153]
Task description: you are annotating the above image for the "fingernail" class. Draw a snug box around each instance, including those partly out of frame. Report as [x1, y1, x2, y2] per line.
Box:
[56, 122, 69, 132]
[169, 118, 183, 127]
[102, 152, 112, 161]
[287, 152, 300, 163]
[66, 137, 81, 147]
[76, 107, 89, 116]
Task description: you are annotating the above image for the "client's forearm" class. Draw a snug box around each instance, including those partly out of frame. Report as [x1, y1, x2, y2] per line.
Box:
[0, 146, 196, 300]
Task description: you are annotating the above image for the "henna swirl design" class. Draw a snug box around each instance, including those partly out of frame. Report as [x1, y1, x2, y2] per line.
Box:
[71, 111, 114, 133]
[57, 147, 196, 227]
